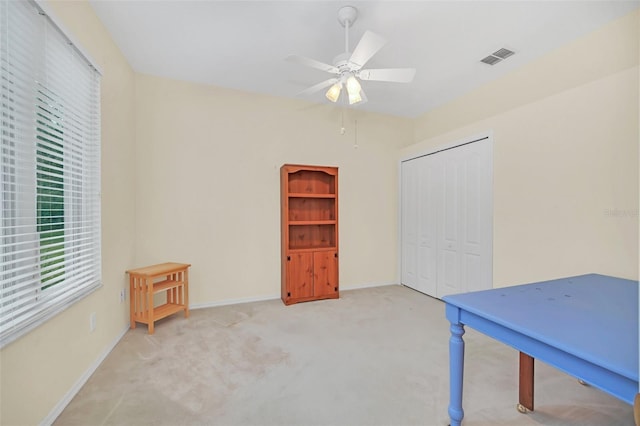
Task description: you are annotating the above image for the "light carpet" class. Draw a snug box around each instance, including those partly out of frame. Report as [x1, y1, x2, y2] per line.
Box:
[54, 285, 634, 426]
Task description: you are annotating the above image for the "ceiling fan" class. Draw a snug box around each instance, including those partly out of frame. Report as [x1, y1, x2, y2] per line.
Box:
[287, 5, 416, 106]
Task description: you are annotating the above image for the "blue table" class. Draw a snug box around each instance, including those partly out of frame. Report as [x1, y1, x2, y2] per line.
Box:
[443, 274, 638, 426]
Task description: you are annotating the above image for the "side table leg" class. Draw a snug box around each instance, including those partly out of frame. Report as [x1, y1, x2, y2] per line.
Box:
[184, 267, 190, 318]
[448, 321, 465, 426]
[147, 277, 154, 334]
[129, 275, 136, 329]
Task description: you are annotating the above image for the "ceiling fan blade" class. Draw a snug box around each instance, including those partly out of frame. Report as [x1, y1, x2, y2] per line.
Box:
[348, 30, 387, 70]
[358, 68, 416, 83]
[297, 78, 339, 96]
[286, 55, 339, 74]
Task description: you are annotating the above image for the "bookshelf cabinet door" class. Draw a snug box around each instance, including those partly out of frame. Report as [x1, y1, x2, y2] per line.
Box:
[313, 250, 338, 297]
[287, 252, 314, 300]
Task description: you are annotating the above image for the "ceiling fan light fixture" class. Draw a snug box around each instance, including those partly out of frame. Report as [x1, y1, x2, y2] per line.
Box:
[346, 74, 363, 104]
[326, 82, 342, 102]
[348, 90, 362, 105]
[346, 75, 361, 94]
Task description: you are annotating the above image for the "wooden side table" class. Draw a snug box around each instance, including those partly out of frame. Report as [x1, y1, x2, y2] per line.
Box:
[126, 262, 190, 334]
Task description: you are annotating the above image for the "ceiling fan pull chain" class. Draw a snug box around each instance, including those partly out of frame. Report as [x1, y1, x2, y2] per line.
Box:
[354, 119, 359, 149]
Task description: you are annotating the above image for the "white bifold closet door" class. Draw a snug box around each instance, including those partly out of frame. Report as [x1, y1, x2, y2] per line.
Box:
[401, 138, 492, 298]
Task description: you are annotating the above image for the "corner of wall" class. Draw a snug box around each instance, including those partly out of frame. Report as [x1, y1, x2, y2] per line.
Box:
[412, 8, 639, 143]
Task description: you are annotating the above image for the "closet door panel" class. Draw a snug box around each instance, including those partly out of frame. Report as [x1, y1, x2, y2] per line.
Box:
[462, 148, 485, 293]
[401, 159, 418, 287]
[416, 155, 438, 296]
[438, 151, 463, 297]
[465, 142, 493, 292]
[479, 145, 493, 293]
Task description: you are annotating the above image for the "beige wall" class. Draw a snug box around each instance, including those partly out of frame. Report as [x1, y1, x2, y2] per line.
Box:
[0, 1, 136, 425]
[134, 74, 413, 304]
[404, 10, 639, 286]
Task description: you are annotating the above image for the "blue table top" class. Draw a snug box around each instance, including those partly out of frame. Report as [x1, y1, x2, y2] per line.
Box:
[443, 274, 638, 381]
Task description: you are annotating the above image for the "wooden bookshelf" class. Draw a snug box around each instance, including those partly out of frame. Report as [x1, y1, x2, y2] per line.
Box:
[281, 165, 338, 305]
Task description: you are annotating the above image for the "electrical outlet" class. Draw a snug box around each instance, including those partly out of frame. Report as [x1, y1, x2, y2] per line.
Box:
[120, 289, 126, 303]
[89, 312, 97, 332]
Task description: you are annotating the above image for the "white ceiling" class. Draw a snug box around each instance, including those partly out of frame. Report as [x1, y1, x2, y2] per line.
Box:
[89, 1, 639, 118]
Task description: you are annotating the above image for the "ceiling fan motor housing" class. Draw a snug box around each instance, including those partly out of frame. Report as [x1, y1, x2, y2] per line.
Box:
[333, 52, 352, 73]
[337, 5, 358, 27]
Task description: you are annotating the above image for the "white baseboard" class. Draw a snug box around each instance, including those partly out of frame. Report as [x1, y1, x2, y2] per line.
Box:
[190, 283, 398, 310]
[190, 294, 280, 310]
[40, 324, 130, 426]
[341, 281, 398, 291]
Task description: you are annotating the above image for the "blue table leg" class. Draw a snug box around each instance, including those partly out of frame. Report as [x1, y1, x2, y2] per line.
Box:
[448, 320, 465, 426]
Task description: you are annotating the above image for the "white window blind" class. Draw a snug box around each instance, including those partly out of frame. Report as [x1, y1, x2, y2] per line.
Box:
[0, 0, 101, 347]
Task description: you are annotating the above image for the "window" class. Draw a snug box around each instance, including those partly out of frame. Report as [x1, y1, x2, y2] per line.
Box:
[1, 0, 101, 347]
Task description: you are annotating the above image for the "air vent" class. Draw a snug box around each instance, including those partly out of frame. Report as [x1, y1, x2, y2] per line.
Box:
[480, 55, 502, 65]
[480, 47, 515, 65]
[492, 48, 514, 59]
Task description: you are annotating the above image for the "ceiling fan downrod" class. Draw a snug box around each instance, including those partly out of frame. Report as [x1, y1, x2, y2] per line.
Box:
[337, 5, 358, 54]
